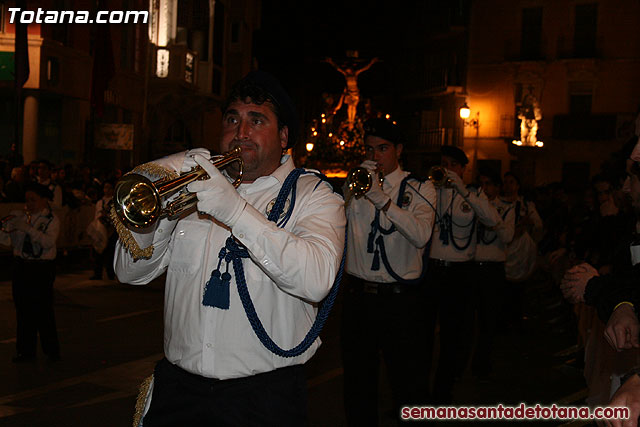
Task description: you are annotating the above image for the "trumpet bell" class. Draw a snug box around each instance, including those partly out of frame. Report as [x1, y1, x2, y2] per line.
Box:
[113, 147, 243, 230]
[346, 167, 373, 199]
[114, 174, 162, 229]
[428, 166, 450, 187]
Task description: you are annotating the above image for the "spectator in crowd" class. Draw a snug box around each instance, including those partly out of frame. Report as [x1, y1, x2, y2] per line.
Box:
[36, 160, 63, 209]
[7, 143, 24, 171]
[4, 167, 26, 203]
[26, 161, 39, 184]
[90, 180, 116, 280]
[0, 183, 61, 363]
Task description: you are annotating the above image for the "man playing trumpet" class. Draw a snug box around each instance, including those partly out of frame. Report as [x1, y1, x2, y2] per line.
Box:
[114, 71, 346, 426]
[342, 118, 436, 424]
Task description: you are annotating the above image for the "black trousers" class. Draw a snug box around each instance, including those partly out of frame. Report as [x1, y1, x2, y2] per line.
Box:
[471, 262, 505, 376]
[427, 261, 475, 404]
[11, 258, 59, 358]
[341, 274, 434, 426]
[93, 232, 117, 279]
[142, 358, 308, 427]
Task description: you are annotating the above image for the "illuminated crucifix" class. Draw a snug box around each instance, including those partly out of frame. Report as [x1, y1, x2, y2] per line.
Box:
[324, 54, 378, 129]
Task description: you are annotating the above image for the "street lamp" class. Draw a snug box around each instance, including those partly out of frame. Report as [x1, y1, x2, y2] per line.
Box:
[459, 102, 479, 129]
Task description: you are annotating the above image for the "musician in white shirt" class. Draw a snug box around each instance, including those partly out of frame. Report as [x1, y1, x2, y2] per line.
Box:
[114, 71, 346, 426]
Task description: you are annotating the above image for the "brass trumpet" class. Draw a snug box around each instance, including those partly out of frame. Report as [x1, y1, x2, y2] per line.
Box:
[345, 166, 384, 199]
[427, 165, 451, 188]
[114, 147, 243, 229]
[0, 214, 15, 226]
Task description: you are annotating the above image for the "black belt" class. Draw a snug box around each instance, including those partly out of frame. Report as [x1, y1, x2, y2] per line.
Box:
[13, 257, 55, 264]
[347, 275, 417, 295]
[475, 261, 505, 266]
[428, 258, 471, 268]
[156, 358, 304, 390]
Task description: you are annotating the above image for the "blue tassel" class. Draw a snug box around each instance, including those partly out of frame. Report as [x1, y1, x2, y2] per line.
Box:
[440, 214, 450, 245]
[202, 269, 231, 310]
[371, 248, 380, 271]
[203, 270, 222, 307]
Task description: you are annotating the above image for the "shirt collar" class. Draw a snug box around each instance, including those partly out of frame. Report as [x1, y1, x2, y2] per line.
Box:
[383, 166, 404, 188]
[237, 155, 295, 194]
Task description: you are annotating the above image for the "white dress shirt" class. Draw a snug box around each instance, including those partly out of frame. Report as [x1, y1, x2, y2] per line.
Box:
[475, 197, 515, 262]
[346, 167, 436, 283]
[429, 187, 502, 262]
[0, 208, 59, 260]
[114, 154, 346, 380]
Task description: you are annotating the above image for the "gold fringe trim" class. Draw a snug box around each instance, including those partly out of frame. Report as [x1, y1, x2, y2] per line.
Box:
[111, 161, 179, 261]
[110, 205, 154, 260]
[132, 374, 154, 427]
[131, 162, 179, 181]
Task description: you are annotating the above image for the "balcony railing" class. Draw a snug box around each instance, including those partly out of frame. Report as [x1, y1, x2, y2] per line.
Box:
[418, 128, 462, 151]
[552, 114, 616, 140]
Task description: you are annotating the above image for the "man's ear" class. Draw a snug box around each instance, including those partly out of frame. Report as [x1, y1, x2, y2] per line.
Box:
[280, 126, 289, 149]
[396, 143, 403, 158]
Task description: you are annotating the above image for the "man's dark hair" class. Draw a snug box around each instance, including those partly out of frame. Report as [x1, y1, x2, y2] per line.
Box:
[478, 167, 501, 186]
[222, 71, 299, 149]
[504, 171, 521, 188]
[363, 118, 403, 146]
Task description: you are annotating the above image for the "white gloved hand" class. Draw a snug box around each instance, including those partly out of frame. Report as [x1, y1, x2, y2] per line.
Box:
[186, 154, 247, 228]
[446, 169, 468, 196]
[181, 148, 211, 173]
[360, 160, 390, 210]
[12, 218, 31, 233]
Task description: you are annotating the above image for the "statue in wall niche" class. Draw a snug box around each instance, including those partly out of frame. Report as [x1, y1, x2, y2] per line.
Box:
[518, 86, 542, 146]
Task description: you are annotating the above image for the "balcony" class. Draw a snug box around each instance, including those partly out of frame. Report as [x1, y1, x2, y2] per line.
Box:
[418, 128, 462, 151]
[556, 35, 603, 59]
[552, 114, 616, 140]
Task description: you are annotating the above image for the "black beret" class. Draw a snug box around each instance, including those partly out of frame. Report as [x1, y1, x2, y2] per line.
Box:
[25, 182, 52, 200]
[441, 145, 469, 166]
[478, 167, 502, 186]
[232, 70, 299, 149]
[363, 118, 402, 145]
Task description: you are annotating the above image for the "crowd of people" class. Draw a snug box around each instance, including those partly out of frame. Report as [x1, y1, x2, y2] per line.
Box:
[3, 69, 640, 426]
[0, 147, 122, 211]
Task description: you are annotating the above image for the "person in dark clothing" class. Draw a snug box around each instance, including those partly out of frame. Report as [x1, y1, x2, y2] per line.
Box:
[0, 183, 61, 362]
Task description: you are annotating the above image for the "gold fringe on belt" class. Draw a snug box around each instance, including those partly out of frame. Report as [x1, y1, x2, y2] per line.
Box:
[132, 374, 154, 427]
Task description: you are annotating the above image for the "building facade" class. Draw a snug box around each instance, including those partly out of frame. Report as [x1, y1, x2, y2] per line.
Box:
[0, 0, 260, 172]
[464, 0, 640, 188]
[399, 0, 640, 189]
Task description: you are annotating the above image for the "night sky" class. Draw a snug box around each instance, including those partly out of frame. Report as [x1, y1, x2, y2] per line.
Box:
[253, 0, 422, 121]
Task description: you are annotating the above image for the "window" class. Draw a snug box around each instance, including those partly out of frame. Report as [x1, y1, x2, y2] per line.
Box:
[569, 81, 593, 115]
[177, 0, 209, 61]
[574, 3, 597, 57]
[521, 7, 543, 60]
[212, 1, 225, 66]
[569, 94, 592, 115]
[231, 22, 240, 44]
